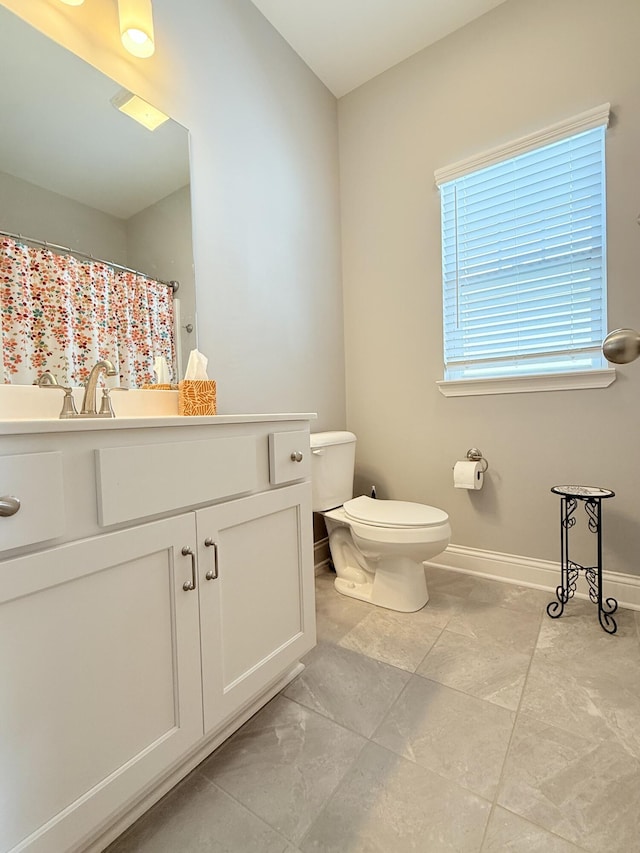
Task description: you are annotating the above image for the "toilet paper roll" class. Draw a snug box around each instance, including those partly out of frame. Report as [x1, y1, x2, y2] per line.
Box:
[454, 460, 484, 490]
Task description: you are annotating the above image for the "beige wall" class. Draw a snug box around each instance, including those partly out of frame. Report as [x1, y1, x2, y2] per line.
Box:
[4, 0, 345, 426]
[338, 0, 640, 574]
[0, 170, 128, 263]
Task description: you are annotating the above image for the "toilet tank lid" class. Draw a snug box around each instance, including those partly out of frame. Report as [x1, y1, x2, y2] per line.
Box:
[310, 431, 357, 448]
[344, 496, 449, 528]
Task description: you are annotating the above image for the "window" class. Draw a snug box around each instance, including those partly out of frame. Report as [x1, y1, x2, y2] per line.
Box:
[436, 105, 613, 395]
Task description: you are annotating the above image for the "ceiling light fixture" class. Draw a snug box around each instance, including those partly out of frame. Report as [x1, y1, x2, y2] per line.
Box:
[118, 0, 155, 59]
[111, 89, 169, 131]
[58, 0, 85, 5]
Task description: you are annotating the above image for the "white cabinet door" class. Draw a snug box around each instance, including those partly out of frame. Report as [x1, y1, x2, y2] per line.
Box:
[197, 483, 316, 734]
[0, 514, 203, 853]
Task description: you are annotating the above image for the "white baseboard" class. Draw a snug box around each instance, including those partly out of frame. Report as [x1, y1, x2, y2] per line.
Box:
[314, 536, 331, 575]
[426, 543, 640, 612]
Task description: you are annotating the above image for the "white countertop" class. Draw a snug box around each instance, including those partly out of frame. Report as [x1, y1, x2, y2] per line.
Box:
[0, 386, 315, 434]
[0, 412, 317, 435]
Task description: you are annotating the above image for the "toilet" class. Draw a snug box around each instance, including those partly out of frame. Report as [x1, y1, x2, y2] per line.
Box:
[311, 431, 451, 612]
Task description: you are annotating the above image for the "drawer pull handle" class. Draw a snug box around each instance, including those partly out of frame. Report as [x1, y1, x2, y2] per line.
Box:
[182, 546, 197, 591]
[0, 496, 20, 517]
[204, 538, 218, 580]
[290, 451, 304, 462]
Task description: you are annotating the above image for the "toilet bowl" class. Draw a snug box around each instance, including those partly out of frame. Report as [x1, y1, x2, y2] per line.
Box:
[311, 432, 451, 612]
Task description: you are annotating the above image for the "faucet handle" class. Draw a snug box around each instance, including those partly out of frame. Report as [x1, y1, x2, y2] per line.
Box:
[98, 388, 115, 417]
[34, 371, 59, 387]
[59, 388, 79, 418]
[39, 384, 78, 419]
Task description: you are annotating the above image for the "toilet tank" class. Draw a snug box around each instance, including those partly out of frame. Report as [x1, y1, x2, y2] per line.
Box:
[310, 431, 357, 512]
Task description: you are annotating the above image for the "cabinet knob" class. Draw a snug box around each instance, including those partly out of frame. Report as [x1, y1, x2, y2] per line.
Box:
[290, 451, 303, 463]
[0, 496, 20, 517]
[181, 546, 197, 591]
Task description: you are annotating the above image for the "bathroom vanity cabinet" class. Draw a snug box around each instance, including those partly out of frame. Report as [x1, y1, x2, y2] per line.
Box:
[0, 415, 315, 853]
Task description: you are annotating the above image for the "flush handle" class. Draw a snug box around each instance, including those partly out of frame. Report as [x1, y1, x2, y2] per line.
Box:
[0, 496, 20, 517]
[182, 546, 197, 591]
[204, 538, 219, 580]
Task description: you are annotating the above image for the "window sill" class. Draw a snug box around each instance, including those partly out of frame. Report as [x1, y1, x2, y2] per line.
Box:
[436, 369, 616, 398]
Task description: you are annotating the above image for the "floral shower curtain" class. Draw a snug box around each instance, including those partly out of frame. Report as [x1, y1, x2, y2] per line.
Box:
[0, 237, 175, 387]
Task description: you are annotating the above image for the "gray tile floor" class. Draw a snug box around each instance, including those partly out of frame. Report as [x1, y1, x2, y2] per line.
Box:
[107, 567, 640, 852]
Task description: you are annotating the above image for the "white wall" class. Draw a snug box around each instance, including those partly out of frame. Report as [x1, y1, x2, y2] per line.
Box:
[339, 0, 640, 574]
[4, 0, 345, 427]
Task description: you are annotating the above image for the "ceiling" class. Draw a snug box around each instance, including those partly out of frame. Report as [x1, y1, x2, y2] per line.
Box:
[249, 0, 509, 97]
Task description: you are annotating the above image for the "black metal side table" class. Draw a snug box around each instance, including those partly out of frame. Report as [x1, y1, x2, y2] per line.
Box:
[547, 485, 618, 634]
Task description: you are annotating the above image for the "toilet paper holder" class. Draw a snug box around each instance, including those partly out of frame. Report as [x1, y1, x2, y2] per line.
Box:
[465, 447, 489, 473]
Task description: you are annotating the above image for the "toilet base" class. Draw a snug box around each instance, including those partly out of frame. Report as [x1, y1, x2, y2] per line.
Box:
[331, 550, 429, 612]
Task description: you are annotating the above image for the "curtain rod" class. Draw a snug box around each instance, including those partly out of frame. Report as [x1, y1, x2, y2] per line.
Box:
[0, 229, 179, 293]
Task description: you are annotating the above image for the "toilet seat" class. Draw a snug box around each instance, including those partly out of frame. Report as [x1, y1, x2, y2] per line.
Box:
[340, 496, 451, 548]
[344, 496, 449, 529]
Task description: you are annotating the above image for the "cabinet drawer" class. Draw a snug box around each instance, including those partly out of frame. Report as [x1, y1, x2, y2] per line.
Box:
[268, 430, 310, 485]
[0, 451, 65, 552]
[96, 436, 257, 526]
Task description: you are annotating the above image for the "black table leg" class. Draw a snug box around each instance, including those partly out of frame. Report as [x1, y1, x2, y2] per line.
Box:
[547, 496, 577, 620]
[547, 492, 618, 634]
[584, 498, 618, 634]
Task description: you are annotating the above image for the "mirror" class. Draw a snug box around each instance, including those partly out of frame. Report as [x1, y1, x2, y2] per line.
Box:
[0, 6, 196, 386]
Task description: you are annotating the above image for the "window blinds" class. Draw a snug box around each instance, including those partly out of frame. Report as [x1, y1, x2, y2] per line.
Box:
[439, 124, 607, 380]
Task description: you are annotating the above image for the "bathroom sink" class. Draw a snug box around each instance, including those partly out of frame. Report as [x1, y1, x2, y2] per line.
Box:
[0, 384, 180, 421]
[0, 385, 316, 435]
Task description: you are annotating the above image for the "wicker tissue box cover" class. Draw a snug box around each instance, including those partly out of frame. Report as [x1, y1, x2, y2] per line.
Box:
[178, 380, 217, 415]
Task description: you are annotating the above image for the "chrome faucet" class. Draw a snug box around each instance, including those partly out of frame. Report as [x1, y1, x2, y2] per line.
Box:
[81, 359, 118, 416]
